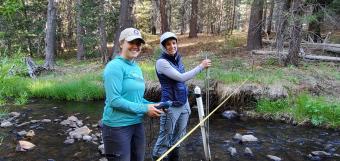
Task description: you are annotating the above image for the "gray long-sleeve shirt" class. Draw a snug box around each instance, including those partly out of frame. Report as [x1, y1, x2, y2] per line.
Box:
[156, 59, 204, 82]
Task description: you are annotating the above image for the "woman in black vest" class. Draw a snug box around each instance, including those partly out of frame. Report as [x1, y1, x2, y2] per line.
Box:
[152, 32, 211, 161]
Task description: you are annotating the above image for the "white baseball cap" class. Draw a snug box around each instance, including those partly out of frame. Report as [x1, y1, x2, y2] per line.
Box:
[160, 32, 177, 45]
[119, 28, 145, 43]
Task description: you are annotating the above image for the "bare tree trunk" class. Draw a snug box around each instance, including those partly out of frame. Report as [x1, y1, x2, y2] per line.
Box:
[275, 0, 290, 65]
[151, 0, 159, 35]
[44, 0, 57, 69]
[168, 1, 172, 31]
[21, 0, 33, 56]
[112, 0, 135, 56]
[263, 0, 267, 31]
[231, 0, 237, 35]
[65, 0, 74, 50]
[180, 0, 187, 35]
[99, 0, 108, 64]
[160, 0, 169, 33]
[76, 0, 85, 60]
[286, 0, 303, 66]
[246, 0, 264, 50]
[266, 0, 274, 35]
[189, 0, 198, 38]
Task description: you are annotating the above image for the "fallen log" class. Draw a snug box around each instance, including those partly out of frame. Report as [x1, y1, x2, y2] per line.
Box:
[251, 50, 340, 62]
[262, 39, 340, 54]
[303, 55, 340, 62]
[302, 42, 340, 53]
[25, 57, 46, 78]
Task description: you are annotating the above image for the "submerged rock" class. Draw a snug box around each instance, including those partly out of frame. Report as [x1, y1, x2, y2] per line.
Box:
[1, 121, 13, 128]
[30, 120, 40, 124]
[233, 133, 243, 141]
[91, 134, 98, 141]
[266, 155, 282, 161]
[16, 122, 30, 127]
[244, 147, 253, 157]
[76, 120, 83, 127]
[60, 115, 83, 128]
[17, 130, 27, 136]
[83, 135, 92, 142]
[69, 126, 91, 138]
[241, 135, 258, 142]
[222, 110, 239, 120]
[60, 119, 71, 126]
[26, 130, 35, 137]
[41, 119, 51, 123]
[64, 139, 75, 144]
[324, 144, 336, 153]
[99, 158, 108, 161]
[227, 147, 237, 156]
[16, 140, 36, 152]
[9, 112, 20, 118]
[307, 154, 321, 161]
[311, 151, 331, 157]
[334, 153, 340, 157]
[69, 121, 78, 128]
[98, 144, 105, 155]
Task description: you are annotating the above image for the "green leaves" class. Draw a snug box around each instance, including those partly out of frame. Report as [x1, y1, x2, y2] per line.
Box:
[0, 0, 23, 18]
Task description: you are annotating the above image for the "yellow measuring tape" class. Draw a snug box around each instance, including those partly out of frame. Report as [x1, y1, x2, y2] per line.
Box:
[157, 79, 249, 161]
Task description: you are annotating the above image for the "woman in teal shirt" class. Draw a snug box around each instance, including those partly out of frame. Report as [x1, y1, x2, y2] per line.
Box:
[102, 28, 162, 161]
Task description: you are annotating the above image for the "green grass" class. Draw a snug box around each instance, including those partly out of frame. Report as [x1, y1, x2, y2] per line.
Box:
[257, 98, 291, 114]
[0, 55, 105, 104]
[256, 93, 340, 127]
[0, 73, 105, 104]
[0, 107, 8, 119]
[29, 73, 104, 101]
[139, 61, 157, 81]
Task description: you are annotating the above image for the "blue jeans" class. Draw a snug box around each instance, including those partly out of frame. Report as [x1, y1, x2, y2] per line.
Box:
[102, 123, 145, 161]
[152, 101, 191, 157]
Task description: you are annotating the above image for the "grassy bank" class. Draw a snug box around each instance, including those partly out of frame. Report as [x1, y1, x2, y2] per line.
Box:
[256, 93, 340, 128]
[0, 57, 104, 105]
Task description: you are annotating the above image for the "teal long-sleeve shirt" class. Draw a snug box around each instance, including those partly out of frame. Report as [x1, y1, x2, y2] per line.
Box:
[102, 55, 150, 127]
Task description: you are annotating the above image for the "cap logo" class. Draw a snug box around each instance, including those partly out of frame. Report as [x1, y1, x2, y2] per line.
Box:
[134, 29, 140, 35]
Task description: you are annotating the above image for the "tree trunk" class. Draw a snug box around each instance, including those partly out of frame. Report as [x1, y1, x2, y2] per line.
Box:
[151, 0, 159, 35]
[76, 0, 85, 60]
[286, 0, 303, 66]
[168, 1, 172, 31]
[263, 0, 267, 32]
[231, 0, 237, 34]
[21, 0, 33, 56]
[275, 0, 290, 65]
[189, 0, 198, 38]
[44, 0, 57, 69]
[180, 0, 187, 35]
[160, 0, 169, 33]
[65, 0, 74, 50]
[99, 0, 108, 64]
[246, 0, 264, 50]
[266, 0, 274, 35]
[112, 0, 135, 56]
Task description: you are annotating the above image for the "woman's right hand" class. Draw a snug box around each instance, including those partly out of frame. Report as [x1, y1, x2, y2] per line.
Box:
[147, 104, 163, 117]
[200, 59, 212, 69]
